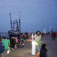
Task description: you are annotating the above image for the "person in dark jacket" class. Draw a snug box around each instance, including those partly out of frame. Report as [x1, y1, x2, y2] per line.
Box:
[10, 36, 16, 50]
[0, 39, 5, 57]
[40, 44, 48, 57]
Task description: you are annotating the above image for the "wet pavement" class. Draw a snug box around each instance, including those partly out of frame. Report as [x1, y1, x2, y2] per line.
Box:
[1, 35, 57, 57]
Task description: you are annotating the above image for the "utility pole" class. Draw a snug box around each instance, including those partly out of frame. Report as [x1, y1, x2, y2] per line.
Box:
[16, 20, 19, 31]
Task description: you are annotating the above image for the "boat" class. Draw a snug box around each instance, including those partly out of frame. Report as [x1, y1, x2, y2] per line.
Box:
[8, 11, 21, 38]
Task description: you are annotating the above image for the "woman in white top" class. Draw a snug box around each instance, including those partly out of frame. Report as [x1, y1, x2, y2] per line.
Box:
[35, 31, 41, 53]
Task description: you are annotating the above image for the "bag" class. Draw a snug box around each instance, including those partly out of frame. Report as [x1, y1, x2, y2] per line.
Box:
[37, 52, 40, 57]
[36, 41, 40, 46]
[14, 44, 17, 49]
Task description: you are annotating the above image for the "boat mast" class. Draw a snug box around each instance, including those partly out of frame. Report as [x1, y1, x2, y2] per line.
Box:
[9, 12, 13, 30]
[19, 10, 21, 33]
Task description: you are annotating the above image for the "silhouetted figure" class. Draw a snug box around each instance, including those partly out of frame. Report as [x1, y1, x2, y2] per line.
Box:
[10, 36, 16, 50]
[40, 44, 48, 57]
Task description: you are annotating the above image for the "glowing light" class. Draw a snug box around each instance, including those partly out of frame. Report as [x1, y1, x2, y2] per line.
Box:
[31, 34, 36, 55]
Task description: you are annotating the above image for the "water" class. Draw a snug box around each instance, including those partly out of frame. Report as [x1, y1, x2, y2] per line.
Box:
[0, 33, 9, 39]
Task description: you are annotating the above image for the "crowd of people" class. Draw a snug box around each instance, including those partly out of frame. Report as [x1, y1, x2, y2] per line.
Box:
[0, 33, 29, 56]
[1, 30, 55, 57]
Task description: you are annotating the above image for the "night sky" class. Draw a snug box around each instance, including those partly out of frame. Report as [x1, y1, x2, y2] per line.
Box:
[0, 0, 57, 33]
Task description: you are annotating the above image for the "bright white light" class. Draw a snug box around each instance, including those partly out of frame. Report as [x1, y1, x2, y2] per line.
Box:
[31, 34, 36, 55]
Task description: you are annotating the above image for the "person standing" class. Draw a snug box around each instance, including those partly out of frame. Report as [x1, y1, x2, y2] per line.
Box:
[51, 31, 56, 40]
[35, 31, 41, 53]
[10, 36, 16, 50]
[40, 44, 48, 57]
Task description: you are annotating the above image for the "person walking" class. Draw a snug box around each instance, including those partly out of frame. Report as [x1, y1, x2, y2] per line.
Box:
[2, 37, 10, 54]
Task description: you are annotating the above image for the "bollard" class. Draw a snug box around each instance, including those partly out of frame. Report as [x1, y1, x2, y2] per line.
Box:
[32, 40, 36, 55]
[36, 52, 40, 57]
[31, 34, 36, 55]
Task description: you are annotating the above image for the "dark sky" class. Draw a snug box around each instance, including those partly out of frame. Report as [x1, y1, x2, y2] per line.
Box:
[0, 0, 57, 33]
